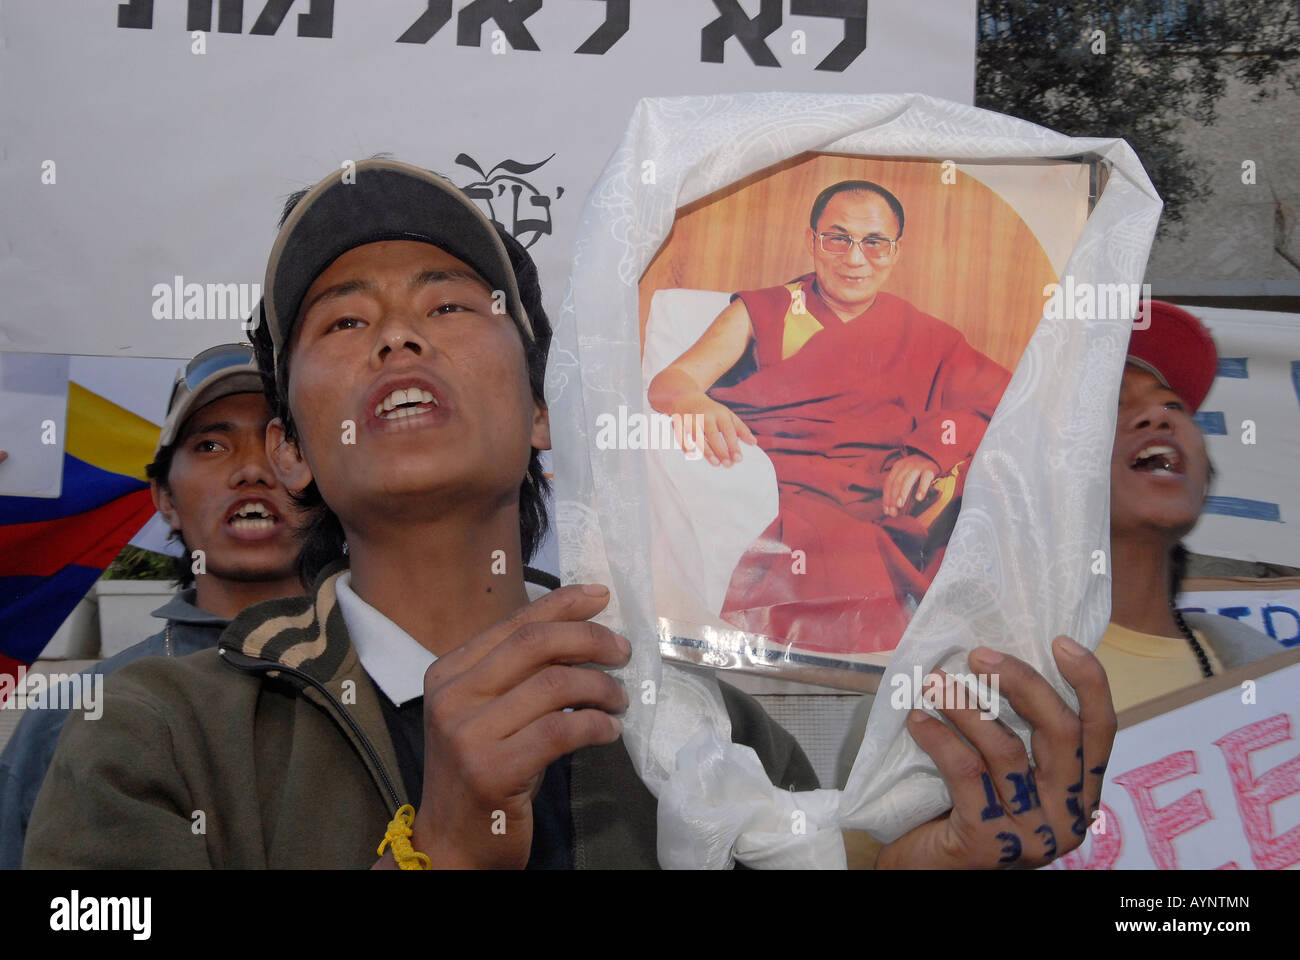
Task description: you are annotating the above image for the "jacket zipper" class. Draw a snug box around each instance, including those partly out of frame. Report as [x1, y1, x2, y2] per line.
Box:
[218, 649, 404, 812]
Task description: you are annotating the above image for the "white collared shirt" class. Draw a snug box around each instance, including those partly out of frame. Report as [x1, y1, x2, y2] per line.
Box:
[334, 570, 553, 707]
[334, 570, 436, 707]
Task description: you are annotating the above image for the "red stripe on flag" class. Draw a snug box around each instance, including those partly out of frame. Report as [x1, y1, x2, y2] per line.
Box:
[0, 490, 156, 579]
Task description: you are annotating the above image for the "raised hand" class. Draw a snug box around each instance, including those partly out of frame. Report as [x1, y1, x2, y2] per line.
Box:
[877, 637, 1116, 869]
[376, 584, 630, 869]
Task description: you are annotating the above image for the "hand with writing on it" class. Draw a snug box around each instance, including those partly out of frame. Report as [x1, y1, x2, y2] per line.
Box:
[373, 584, 630, 870]
[882, 454, 940, 517]
[876, 637, 1116, 870]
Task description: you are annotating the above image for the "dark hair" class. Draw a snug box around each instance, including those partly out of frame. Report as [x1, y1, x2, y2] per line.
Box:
[809, 180, 905, 239]
[259, 180, 553, 586]
[1167, 459, 1217, 600]
[145, 440, 196, 588]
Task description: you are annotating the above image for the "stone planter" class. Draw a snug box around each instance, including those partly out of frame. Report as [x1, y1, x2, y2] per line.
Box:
[94, 580, 175, 658]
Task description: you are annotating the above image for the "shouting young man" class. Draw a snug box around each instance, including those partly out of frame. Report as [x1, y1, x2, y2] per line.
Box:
[1, 344, 301, 867]
[25, 161, 817, 869]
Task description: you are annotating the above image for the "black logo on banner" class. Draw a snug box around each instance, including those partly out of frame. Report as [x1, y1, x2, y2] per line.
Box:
[456, 153, 563, 250]
[115, 1, 868, 70]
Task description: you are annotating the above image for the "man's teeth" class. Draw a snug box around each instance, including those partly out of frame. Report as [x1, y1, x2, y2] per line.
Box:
[230, 502, 275, 528]
[230, 517, 275, 530]
[1132, 444, 1179, 473]
[375, 387, 438, 418]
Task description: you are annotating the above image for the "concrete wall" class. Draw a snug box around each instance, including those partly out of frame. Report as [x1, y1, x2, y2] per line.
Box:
[1145, 73, 1300, 298]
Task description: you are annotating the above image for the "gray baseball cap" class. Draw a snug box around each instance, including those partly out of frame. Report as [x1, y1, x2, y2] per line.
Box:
[156, 343, 263, 453]
[263, 158, 532, 365]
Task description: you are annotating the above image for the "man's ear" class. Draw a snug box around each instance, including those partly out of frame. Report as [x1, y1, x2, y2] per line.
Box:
[151, 480, 181, 531]
[531, 401, 551, 452]
[805, 226, 817, 261]
[266, 417, 314, 493]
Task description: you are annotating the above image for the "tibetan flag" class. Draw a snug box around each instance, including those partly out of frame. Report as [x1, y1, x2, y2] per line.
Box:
[0, 382, 160, 690]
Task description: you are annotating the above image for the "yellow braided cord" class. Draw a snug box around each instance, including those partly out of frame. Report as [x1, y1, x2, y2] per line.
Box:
[377, 804, 431, 870]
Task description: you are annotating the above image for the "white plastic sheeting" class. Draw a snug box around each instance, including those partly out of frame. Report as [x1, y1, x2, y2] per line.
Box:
[547, 93, 1162, 868]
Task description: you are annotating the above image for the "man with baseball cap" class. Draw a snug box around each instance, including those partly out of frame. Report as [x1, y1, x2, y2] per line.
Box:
[25, 160, 817, 869]
[1102, 300, 1279, 710]
[28, 160, 1115, 870]
[2, 342, 301, 867]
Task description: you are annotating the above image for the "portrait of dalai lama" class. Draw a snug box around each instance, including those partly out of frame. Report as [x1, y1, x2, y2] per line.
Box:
[647, 180, 1012, 655]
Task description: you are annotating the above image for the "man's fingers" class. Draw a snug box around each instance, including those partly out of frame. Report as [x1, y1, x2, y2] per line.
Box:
[694, 415, 720, 466]
[717, 416, 742, 465]
[501, 708, 624, 785]
[970, 647, 1081, 782]
[928, 670, 1037, 821]
[882, 465, 904, 516]
[904, 709, 990, 848]
[895, 467, 921, 510]
[972, 643, 1094, 855]
[484, 663, 628, 740]
[917, 469, 936, 501]
[1052, 635, 1117, 822]
[703, 415, 730, 466]
[733, 414, 757, 446]
[426, 584, 613, 686]
[670, 415, 687, 453]
[468, 618, 631, 698]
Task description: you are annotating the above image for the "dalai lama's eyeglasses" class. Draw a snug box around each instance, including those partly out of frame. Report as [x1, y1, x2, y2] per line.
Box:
[817, 232, 899, 261]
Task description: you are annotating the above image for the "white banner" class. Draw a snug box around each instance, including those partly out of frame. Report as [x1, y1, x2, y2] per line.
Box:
[0, 0, 975, 361]
[1185, 307, 1300, 568]
[1178, 578, 1300, 651]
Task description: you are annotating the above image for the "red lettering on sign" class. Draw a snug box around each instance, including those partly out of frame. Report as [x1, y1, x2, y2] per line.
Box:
[1112, 751, 1212, 870]
[1051, 801, 1123, 870]
[1213, 713, 1300, 870]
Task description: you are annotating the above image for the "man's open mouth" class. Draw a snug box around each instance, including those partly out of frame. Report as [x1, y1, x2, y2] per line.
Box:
[226, 500, 281, 530]
[374, 387, 440, 421]
[1129, 444, 1184, 476]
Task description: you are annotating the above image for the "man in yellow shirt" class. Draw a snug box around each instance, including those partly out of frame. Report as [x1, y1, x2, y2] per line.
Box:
[836, 300, 1279, 865]
[1100, 300, 1277, 710]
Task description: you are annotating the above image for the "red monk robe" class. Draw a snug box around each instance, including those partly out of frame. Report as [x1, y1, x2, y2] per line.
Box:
[708, 276, 1012, 655]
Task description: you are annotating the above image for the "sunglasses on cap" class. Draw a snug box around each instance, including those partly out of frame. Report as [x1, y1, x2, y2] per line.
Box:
[166, 343, 256, 415]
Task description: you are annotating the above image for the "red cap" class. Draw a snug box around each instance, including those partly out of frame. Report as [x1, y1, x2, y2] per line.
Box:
[1126, 300, 1218, 413]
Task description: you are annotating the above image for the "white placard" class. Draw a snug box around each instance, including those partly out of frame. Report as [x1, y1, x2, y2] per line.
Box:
[0, 0, 975, 360]
[1048, 658, 1300, 870]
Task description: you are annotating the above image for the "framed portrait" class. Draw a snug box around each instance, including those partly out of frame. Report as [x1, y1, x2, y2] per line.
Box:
[638, 152, 1099, 691]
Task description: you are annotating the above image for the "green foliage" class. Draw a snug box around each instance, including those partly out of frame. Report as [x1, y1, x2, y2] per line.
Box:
[977, 0, 1300, 232]
[102, 545, 175, 581]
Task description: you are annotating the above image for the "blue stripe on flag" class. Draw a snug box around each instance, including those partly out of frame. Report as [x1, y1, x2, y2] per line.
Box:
[0, 455, 146, 526]
[0, 566, 103, 663]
